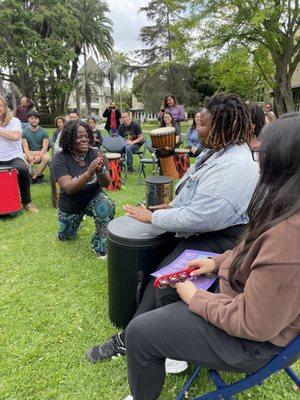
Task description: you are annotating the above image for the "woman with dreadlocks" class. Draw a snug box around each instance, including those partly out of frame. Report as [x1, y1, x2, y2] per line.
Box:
[86, 93, 259, 364]
[52, 120, 115, 259]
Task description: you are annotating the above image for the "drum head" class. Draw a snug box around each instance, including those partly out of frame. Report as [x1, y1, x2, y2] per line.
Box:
[106, 152, 121, 160]
[145, 176, 173, 185]
[108, 215, 168, 245]
[0, 166, 17, 172]
[150, 127, 175, 136]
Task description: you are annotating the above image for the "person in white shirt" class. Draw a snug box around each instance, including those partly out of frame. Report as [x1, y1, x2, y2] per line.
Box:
[0, 96, 38, 213]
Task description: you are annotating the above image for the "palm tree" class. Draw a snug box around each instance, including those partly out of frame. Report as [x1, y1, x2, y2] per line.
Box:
[74, 70, 106, 114]
[105, 52, 130, 103]
[72, 0, 113, 116]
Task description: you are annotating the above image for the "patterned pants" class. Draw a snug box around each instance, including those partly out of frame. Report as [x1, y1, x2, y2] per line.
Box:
[57, 192, 115, 254]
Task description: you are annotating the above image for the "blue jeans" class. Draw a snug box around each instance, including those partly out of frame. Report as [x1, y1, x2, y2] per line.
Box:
[57, 191, 115, 254]
[126, 144, 141, 170]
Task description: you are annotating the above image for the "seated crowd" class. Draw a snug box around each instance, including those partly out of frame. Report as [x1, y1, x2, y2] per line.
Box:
[1, 92, 299, 400]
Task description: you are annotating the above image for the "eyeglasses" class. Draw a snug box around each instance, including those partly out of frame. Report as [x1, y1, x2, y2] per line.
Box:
[251, 150, 260, 162]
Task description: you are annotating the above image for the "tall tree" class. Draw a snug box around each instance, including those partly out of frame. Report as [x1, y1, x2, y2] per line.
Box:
[72, 0, 113, 116]
[178, 0, 300, 114]
[104, 51, 130, 99]
[0, 0, 77, 109]
[138, 0, 188, 92]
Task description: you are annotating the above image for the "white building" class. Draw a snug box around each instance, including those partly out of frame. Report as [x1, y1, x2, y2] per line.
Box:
[131, 94, 157, 122]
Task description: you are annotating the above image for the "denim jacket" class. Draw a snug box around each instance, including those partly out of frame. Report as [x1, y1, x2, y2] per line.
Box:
[151, 144, 259, 237]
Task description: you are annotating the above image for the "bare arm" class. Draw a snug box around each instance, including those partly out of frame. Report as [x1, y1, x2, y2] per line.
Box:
[0, 129, 21, 141]
[132, 133, 144, 145]
[40, 138, 49, 155]
[22, 138, 31, 157]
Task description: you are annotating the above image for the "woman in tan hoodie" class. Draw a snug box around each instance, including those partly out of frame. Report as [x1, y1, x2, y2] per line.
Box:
[124, 112, 300, 400]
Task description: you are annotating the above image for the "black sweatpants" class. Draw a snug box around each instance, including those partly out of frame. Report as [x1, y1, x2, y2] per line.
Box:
[0, 157, 31, 205]
[125, 301, 282, 400]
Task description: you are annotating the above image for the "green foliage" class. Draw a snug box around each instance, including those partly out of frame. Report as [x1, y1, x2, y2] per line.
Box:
[212, 46, 262, 99]
[175, 0, 300, 113]
[0, 1, 77, 90]
[0, 0, 113, 115]
[138, 0, 188, 65]
[132, 58, 217, 113]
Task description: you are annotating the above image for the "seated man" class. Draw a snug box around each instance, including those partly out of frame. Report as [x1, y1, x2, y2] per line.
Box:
[22, 110, 51, 183]
[118, 112, 144, 173]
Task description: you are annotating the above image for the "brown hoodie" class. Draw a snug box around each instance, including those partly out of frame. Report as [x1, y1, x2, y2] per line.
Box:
[189, 212, 300, 347]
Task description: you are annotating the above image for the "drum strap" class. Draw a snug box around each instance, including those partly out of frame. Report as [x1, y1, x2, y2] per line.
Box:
[175, 149, 215, 195]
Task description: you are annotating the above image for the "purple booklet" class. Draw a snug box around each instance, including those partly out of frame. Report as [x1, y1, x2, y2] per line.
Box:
[151, 249, 218, 290]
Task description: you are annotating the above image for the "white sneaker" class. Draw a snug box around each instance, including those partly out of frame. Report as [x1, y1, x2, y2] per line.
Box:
[123, 396, 133, 400]
[165, 358, 188, 374]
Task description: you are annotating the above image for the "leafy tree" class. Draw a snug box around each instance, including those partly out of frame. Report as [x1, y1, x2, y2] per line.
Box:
[189, 57, 217, 106]
[0, 0, 77, 110]
[72, 0, 113, 116]
[138, 0, 188, 91]
[177, 0, 300, 114]
[211, 46, 273, 100]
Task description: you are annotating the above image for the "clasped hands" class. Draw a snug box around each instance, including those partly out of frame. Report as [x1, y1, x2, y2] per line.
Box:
[86, 154, 106, 177]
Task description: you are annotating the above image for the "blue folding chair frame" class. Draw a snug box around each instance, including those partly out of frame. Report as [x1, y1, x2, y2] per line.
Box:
[176, 336, 300, 400]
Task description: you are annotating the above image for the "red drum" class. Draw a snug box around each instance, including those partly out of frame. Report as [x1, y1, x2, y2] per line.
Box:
[107, 153, 122, 191]
[0, 166, 21, 215]
[174, 148, 190, 178]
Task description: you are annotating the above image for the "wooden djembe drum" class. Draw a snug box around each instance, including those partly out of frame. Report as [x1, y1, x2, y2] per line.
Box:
[149, 127, 179, 180]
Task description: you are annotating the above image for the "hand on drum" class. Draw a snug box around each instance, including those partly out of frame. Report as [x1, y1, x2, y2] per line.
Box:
[175, 280, 198, 305]
[123, 204, 152, 223]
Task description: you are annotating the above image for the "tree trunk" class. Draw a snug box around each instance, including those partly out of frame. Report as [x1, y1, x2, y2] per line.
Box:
[75, 83, 81, 114]
[110, 79, 114, 97]
[83, 47, 91, 117]
[273, 61, 295, 115]
[39, 79, 50, 113]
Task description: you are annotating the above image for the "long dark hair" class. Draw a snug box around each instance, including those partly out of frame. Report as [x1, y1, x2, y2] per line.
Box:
[249, 104, 265, 138]
[59, 121, 94, 153]
[163, 94, 178, 109]
[229, 113, 300, 291]
[204, 93, 252, 149]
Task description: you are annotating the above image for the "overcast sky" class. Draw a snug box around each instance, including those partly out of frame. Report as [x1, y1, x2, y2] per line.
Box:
[106, 0, 149, 54]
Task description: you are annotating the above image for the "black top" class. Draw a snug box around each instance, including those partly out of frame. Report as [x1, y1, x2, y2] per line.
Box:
[102, 108, 121, 131]
[92, 129, 103, 149]
[118, 121, 144, 143]
[52, 147, 108, 214]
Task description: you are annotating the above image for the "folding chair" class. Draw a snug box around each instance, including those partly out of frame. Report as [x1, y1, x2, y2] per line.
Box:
[176, 335, 300, 400]
[102, 135, 127, 183]
[137, 141, 159, 184]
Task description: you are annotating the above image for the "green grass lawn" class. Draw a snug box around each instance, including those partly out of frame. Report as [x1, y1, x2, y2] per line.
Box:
[0, 148, 299, 400]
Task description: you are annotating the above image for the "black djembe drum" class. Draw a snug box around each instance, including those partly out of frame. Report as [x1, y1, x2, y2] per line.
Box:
[107, 215, 176, 328]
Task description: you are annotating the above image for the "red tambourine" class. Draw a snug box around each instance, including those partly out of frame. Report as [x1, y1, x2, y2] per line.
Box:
[154, 265, 198, 289]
